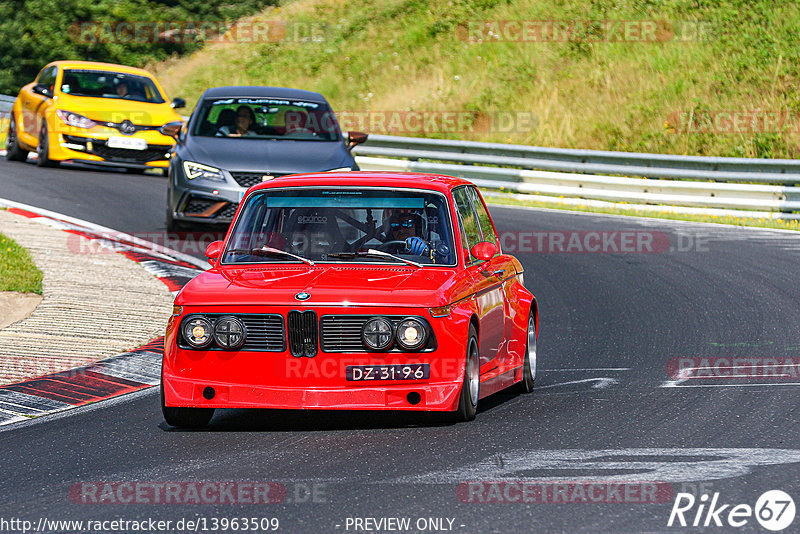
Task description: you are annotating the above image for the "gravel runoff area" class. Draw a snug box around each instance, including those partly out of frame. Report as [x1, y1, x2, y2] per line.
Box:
[0, 209, 174, 384]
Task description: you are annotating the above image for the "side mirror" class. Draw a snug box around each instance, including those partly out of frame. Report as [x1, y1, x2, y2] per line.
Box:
[470, 241, 497, 262]
[159, 121, 183, 139]
[33, 85, 51, 98]
[346, 131, 368, 151]
[170, 97, 186, 109]
[205, 240, 224, 266]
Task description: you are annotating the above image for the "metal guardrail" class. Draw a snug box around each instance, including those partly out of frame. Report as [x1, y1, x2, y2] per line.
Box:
[0, 94, 15, 114]
[354, 134, 800, 214]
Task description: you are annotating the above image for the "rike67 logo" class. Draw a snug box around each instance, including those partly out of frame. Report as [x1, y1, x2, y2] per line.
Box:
[668, 490, 795, 531]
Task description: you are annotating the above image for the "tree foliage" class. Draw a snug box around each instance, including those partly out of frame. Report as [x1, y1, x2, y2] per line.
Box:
[0, 0, 275, 94]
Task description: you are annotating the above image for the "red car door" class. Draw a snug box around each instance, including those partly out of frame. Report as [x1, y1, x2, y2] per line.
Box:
[452, 186, 507, 373]
[467, 186, 518, 370]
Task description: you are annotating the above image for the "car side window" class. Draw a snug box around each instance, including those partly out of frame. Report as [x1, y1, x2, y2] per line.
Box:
[467, 186, 498, 246]
[452, 186, 482, 262]
[37, 67, 57, 94]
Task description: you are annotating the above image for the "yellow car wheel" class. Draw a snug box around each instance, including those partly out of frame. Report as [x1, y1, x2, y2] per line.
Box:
[36, 124, 57, 168]
[5, 115, 28, 162]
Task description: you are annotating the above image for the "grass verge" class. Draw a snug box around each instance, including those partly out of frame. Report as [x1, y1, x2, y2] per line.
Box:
[0, 116, 8, 147]
[0, 232, 43, 294]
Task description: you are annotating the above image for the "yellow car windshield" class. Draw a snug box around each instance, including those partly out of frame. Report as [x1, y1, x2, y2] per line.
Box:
[60, 69, 165, 104]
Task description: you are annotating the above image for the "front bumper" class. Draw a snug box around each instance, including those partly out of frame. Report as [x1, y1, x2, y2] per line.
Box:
[162, 376, 462, 411]
[162, 306, 470, 412]
[52, 131, 173, 168]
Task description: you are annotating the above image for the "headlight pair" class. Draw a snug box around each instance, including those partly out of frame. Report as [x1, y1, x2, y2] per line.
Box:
[361, 317, 428, 352]
[182, 315, 246, 350]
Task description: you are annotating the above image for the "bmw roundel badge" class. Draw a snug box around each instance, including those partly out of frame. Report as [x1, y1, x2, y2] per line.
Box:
[295, 292, 311, 301]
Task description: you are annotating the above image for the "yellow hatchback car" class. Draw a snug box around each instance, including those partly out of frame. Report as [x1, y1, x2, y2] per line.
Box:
[5, 60, 185, 171]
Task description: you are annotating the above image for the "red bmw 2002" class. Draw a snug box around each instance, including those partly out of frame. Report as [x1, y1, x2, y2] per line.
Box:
[161, 172, 538, 427]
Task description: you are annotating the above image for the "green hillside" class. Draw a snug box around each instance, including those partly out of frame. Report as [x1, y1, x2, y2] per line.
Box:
[150, 0, 800, 159]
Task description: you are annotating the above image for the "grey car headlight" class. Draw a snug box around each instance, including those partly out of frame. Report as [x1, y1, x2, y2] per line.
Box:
[183, 161, 225, 181]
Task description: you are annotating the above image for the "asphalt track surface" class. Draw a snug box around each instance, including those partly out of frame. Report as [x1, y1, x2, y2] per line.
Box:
[1, 158, 799, 533]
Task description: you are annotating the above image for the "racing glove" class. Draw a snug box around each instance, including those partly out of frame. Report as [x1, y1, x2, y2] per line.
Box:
[405, 236, 430, 256]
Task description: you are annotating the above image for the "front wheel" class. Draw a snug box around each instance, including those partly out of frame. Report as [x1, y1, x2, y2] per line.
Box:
[451, 324, 480, 422]
[36, 123, 57, 167]
[161, 379, 214, 428]
[5, 115, 28, 161]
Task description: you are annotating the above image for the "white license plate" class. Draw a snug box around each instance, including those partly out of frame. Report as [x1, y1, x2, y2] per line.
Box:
[106, 137, 147, 150]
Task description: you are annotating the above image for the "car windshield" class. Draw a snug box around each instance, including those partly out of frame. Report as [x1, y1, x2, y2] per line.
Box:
[192, 97, 340, 141]
[223, 189, 456, 266]
[60, 70, 165, 103]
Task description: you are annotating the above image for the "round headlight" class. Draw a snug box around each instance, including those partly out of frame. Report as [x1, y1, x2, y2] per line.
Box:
[213, 316, 246, 350]
[396, 318, 427, 350]
[361, 317, 394, 351]
[183, 316, 213, 348]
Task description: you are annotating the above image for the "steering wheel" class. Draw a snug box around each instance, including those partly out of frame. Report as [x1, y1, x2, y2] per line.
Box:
[377, 240, 408, 253]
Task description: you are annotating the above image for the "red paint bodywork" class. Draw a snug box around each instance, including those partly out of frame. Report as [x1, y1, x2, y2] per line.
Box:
[163, 172, 536, 412]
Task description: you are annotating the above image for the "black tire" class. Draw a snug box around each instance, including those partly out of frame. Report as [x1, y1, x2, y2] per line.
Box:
[513, 310, 537, 393]
[5, 115, 28, 162]
[452, 323, 480, 422]
[36, 123, 57, 167]
[160, 378, 214, 429]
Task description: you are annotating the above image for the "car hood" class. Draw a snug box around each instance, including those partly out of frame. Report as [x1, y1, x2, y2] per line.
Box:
[180, 137, 352, 174]
[176, 265, 471, 308]
[57, 96, 181, 125]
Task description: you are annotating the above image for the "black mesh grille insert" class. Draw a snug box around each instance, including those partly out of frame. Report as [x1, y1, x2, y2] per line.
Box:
[230, 172, 287, 188]
[184, 197, 216, 214]
[91, 142, 171, 163]
[218, 202, 239, 219]
[287, 310, 318, 357]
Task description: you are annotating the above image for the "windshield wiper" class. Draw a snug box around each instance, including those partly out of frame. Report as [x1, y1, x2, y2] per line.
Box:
[327, 249, 422, 268]
[228, 246, 315, 265]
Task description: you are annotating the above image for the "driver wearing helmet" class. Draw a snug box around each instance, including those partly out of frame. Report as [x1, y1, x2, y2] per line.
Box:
[386, 212, 429, 256]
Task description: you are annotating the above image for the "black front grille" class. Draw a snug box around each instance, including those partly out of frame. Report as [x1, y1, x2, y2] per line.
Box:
[239, 314, 286, 351]
[320, 315, 436, 353]
[178, 314, 285, 351]
[91, 142, 171, 162]
[287, 310, 318, 357]
[184, 197, 216, 214]
[218, 202, 239, 219]
[230, 172, 287, 188]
